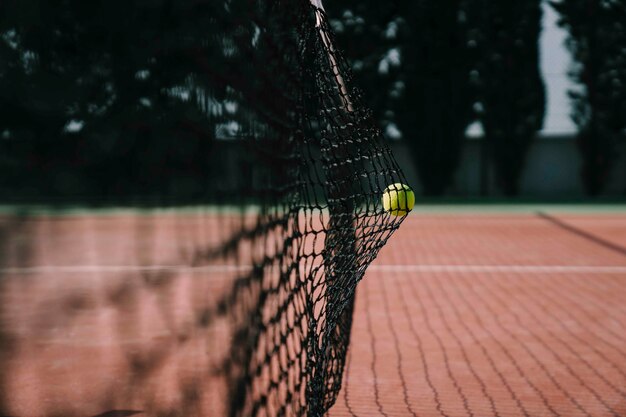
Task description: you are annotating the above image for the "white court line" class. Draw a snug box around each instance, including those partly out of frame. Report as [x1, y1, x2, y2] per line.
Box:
[1, 264, 625, 275]
[0, 265, 250, 275]
[369, 265, 626, 274]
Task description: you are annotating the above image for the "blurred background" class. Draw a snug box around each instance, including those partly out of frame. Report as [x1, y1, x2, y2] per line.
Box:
[0, 0, 625, 201]
[324, 0, 626, 199]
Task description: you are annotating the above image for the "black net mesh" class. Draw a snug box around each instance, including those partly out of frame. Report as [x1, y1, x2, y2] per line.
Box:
[201, 4, 410, 415]
[0, 1, 410, 416]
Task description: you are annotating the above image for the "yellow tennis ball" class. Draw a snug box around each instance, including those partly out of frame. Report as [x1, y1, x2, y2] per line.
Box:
[382, 183, 415, 216]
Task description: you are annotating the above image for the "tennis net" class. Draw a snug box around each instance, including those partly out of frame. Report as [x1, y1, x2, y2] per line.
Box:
[0, 1, 409, 416]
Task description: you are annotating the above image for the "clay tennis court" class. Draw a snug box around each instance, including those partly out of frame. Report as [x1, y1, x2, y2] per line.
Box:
[0, 207, 624, 417]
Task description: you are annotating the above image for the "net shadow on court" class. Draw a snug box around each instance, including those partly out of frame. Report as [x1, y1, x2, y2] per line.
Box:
[1, 210, 624, 417]
[329, 212, 626, 417]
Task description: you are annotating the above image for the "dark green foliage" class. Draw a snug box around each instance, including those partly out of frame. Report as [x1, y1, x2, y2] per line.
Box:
[551, 0, 626, 195]
[328, 1, 472, 196]
[0, 0, 229, 201]
[330, 1, 551, 197]
[398, 1, 473, 196]
[467, 1, 546, 196]
[325, 2, 402, 133]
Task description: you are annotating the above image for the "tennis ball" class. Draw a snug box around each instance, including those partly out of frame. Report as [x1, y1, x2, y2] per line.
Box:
[382, 183, 415, 216]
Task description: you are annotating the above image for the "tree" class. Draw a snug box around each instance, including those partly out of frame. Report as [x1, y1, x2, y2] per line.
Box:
[467, 1, 545, 196]
[398, 1, 473, 196]
[325, 1, 404, 138]
[551, 0, 626, 195]
[0, 0, 254, 201]
[328, 1, 472, 196]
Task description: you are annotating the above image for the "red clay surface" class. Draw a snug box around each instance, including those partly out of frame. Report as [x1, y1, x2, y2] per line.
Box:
[1, 210, 625, 417]
[330, 213, 626, 417]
